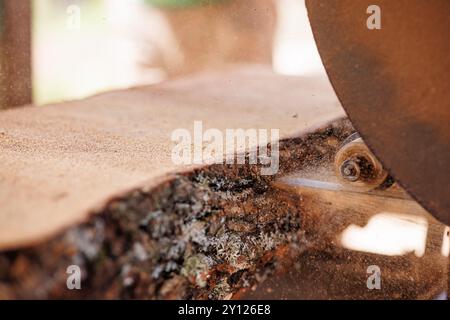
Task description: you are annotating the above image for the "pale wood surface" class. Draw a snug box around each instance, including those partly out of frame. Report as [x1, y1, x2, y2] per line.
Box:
[0, 66, 344, 250]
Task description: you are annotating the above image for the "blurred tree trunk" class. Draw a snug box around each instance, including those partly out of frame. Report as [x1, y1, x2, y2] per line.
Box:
[0, 0, 32, 109]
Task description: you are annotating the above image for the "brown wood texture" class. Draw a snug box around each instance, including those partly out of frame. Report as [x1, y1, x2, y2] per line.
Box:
[0, 66, 344, 250]
[0, 0, 32, 109]
[261, 170, 449, 299]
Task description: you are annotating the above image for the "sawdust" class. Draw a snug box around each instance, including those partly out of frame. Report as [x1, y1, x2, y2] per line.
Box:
[0, 119, 354, 299]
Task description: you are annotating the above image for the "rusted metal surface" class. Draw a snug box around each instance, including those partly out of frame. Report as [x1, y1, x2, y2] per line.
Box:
[306, 0, 450, 225]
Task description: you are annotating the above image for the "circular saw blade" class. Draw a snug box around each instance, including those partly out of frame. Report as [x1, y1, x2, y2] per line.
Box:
[306, 0, 450, 225]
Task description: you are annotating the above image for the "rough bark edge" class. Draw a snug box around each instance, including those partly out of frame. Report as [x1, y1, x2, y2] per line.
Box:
[0, 118, 354, 299]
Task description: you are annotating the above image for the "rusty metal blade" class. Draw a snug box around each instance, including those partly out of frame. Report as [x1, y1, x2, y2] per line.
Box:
[306, 0, 450, 225]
